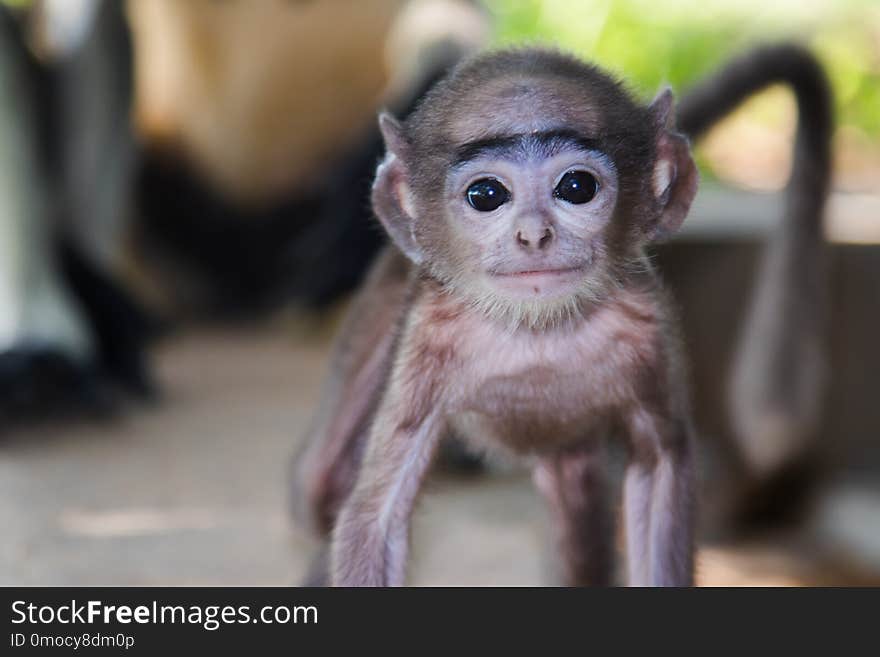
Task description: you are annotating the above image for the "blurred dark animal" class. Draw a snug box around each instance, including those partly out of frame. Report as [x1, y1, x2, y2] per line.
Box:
[128, 0, 489, 313]
[0, 0, 487, 421]
[0, 0, 154, 422]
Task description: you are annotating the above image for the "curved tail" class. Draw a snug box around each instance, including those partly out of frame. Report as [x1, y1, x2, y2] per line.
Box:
[678, 44, 834, 485]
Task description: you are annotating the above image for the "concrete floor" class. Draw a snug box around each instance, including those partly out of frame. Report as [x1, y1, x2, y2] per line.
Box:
[2, 323, 878, 586]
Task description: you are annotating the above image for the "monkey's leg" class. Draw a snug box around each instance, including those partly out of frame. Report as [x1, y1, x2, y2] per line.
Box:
[623, 410, 695, 587]
[533, 444, 612, 586]
[291, 249, 410, 539]
[623, 459, 653, 586]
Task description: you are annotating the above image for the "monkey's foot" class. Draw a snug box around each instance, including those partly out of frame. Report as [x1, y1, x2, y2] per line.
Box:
[0, 346, 118, 425]
[728, 454, 823, 534]
[436, 436, 486, 475]
[300, 545, 331, 587]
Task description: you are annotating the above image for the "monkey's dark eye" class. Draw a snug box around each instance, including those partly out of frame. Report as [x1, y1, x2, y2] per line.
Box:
[466, 178, 510, 212]
[554, 170, 598, 204]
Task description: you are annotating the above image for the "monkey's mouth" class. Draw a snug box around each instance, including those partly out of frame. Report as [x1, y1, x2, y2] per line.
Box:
[494, 266, 584, 278]
[488, 265, 587, 296]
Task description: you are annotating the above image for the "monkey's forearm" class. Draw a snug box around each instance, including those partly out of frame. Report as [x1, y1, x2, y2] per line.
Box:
[330, 409, 443, 586]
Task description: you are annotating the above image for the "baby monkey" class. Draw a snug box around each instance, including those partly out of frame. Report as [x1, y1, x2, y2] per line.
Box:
[297, 49, 699, 586]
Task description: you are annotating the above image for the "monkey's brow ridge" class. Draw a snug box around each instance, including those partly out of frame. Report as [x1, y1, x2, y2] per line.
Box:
[452, 129, 604, 166]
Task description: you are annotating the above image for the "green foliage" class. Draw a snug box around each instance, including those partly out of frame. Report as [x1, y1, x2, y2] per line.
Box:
[485, 0, 880, 139]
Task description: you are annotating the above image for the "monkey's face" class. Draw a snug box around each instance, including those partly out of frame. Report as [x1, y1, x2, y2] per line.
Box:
[372, 50, 698, 329]
[438, 136, 621, 313]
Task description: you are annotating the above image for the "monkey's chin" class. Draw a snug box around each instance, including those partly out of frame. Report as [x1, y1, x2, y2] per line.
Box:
[452, 267, 600, 330]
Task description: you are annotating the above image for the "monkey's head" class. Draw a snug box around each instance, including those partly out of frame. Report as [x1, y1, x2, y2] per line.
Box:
[373, 49, 698, 328]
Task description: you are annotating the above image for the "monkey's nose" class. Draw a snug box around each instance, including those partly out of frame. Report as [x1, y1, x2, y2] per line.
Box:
[516, 226, 555, 250]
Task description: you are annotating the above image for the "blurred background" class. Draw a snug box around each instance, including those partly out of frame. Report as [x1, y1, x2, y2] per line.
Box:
[0, 0, 878, 586]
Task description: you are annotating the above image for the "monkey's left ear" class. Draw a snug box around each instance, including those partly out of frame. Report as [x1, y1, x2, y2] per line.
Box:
[647, 88, 699, 240]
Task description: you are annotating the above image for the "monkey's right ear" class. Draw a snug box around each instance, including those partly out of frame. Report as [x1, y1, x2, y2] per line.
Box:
[372, 113, 424, 265]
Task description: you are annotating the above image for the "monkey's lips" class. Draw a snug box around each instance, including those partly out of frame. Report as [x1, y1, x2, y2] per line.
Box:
[489, 265, 587, 296]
